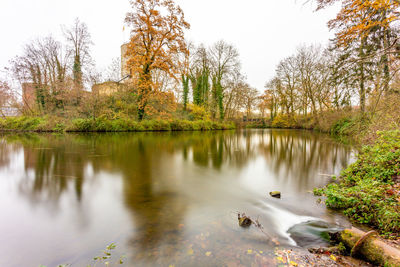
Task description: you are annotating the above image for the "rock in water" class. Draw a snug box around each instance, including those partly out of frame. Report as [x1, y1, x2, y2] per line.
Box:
[238, 214, 252, 227]
[269, 191, 281, 198]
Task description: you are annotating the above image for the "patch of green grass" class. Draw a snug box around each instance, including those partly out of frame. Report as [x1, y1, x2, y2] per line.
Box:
[0, 116, 44, 131]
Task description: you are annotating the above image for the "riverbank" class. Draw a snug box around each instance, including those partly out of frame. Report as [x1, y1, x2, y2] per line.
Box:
[246, 110, 366, 140]
[0, 116, 235, 132]
[249, 109, 400, 240]
[315, 130, 400, 239]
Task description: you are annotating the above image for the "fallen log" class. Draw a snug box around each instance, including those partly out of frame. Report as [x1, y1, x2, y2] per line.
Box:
[337, 227, 400, 266]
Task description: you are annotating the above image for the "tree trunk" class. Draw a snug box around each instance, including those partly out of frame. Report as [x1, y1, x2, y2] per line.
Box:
[382, 28, 391, 93]
[359, 38, 366, 114]
[338, 228, 400, 266]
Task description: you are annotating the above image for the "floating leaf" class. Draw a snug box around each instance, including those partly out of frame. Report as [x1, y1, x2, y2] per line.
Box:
[205, 251, 212, 257]
[247, 249, 253, 255]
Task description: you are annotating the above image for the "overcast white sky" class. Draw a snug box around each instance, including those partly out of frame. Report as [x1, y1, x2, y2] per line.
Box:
[0, 0, 339, 91]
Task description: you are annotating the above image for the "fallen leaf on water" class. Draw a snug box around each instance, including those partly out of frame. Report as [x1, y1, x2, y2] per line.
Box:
[205, 251, 212, 257]
[247, 249, 253, 255]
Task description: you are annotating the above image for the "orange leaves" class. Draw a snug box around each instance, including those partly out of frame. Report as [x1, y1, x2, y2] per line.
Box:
[124, 0, 189, 119]
[318, 0, 400, 46]
[125, 0, 189, 80]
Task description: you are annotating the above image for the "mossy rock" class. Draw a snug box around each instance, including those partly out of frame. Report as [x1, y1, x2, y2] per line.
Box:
[269, 191, 281, 198]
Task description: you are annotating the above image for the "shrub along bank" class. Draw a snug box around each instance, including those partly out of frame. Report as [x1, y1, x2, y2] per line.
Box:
[0, 116, 235, 132]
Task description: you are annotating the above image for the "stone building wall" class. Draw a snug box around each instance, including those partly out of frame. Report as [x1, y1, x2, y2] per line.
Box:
[92, 82, 120, 96]
[92, 81, 129, 96]
[22, 83, 36, 110]
[121, 43, 130, 79]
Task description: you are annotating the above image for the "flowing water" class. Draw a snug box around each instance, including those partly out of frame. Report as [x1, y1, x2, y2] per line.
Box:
[0, 129, 355, 267]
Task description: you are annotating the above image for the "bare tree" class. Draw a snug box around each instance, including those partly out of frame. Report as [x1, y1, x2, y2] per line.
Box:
[9, 36, 70, 112]
[63, 18, 93, 93]
[104, 57, 121, 82]
[242, 86, 259, 119]
[209, 40, 241, 120]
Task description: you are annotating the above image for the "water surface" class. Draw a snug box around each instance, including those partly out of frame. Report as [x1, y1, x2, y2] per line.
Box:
[0, 129, 354, 266]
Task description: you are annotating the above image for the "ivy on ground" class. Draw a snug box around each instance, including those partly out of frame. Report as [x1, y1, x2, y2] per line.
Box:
[315, 130, 400, 238]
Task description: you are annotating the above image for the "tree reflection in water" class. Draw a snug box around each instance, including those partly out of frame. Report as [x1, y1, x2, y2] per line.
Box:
[0, 130, 353, 266]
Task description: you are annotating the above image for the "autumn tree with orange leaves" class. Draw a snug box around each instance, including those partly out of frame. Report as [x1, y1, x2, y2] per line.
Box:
[317, 0, 400, 113]
[316, 0, 400, 45]
[125, 0, 190, 120]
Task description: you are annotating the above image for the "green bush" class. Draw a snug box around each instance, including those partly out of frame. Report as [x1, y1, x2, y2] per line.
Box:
[187, 104, 210, 121]
[68, 118, 94, 132]
[331, 117, 355, 136]
[170, 120, 193, 131]
[0, 116, 44, 131]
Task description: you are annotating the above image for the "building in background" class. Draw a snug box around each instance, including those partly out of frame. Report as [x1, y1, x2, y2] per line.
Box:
[22, 83, 36, 111]
[121, 43, 131, 80]
[92, 81, 128, 96]
[91, 43, 132, 96]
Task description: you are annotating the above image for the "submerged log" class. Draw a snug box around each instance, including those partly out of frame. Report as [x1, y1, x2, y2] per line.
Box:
[338, 227, 400, 266]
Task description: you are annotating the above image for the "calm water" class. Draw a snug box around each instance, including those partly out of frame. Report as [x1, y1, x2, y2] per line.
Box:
[0, 129, 354, 267]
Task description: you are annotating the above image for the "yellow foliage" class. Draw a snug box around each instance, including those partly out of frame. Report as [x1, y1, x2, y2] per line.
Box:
[187, 104, 210, 121]
[271, 114, 295, 128]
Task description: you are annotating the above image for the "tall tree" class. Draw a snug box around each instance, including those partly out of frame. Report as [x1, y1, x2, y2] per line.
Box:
[209, 40, 240, 120]
[182, 74, 190, 110]
[63, 18, 93, 96]
[125, 0, 190, 120]
[317, 0, 400, 110]
[10, 36, 69, 112]
[189, 45, 210, 107]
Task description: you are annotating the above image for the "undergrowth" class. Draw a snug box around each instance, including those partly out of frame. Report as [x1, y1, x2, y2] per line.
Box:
[314, 130, 400, 238]
[0, 116, 235, 132]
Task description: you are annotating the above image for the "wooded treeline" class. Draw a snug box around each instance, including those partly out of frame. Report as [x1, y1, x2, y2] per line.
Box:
[1, 0, 400, 127]
[262, 0, 400, 129]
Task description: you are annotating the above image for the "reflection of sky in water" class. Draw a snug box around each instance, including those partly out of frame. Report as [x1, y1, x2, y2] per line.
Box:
[0, 130, 354, 267]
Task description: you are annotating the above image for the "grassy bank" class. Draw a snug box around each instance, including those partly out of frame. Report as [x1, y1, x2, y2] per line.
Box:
[0, 116, 235, 132]
[247, 100, 400, 238]
[314, 130, 400, 238]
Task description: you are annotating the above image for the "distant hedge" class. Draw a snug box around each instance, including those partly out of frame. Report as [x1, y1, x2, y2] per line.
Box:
[0, 116, 235, 133]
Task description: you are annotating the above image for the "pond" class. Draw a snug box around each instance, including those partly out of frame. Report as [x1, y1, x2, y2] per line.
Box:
[0, 129, 355, 266]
